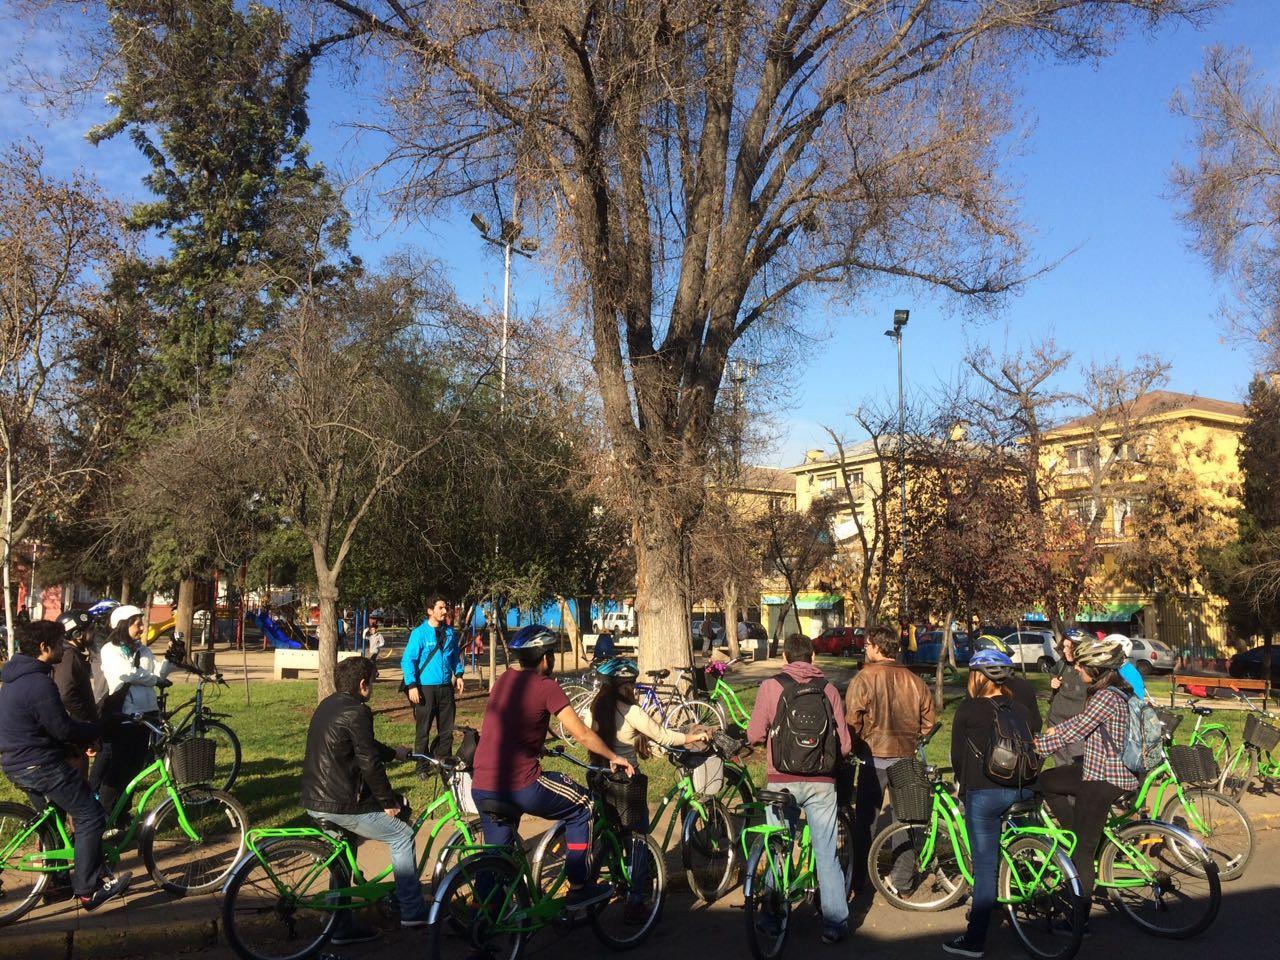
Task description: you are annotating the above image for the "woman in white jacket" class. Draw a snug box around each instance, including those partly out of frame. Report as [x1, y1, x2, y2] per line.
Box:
[94, 605, 176, 821]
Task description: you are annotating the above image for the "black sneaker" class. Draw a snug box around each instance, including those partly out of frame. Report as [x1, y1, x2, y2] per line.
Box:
[942, 936, 985, 958]
[821, 921, 849, 944]
[331, 924, 380, 945]
[565, 882, 613, 911]
[78, 871, 132, 912]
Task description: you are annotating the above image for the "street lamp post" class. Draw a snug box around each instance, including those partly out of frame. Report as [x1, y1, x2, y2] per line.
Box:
[884, 309, 909, 628]
[471, 213, 537, 410]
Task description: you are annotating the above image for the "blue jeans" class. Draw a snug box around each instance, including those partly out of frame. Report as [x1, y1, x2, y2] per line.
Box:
[472, 772, 592, 885]
[766, 781, 848, 927]
[962, 787, 1031, 945]
[306, 809, 427, 922]
[9, 761, 107, 896]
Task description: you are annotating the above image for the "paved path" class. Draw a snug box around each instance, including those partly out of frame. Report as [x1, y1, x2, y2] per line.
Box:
[6, 792, 1278, 959]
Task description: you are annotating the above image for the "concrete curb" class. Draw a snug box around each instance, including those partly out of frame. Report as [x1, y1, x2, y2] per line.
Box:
[2, 917, 219, 959]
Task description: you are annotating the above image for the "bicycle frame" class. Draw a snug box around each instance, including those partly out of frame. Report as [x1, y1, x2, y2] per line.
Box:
[1130, 760, 1213, 833]
[651, 770, 729, 851]
[707, 678, 751, 728]
[741, 817, 816, 904]
[2, 753, 198, 876]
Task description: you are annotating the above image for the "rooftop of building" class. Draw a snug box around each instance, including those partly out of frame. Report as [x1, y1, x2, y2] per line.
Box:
[1048, 389, 1246, 434]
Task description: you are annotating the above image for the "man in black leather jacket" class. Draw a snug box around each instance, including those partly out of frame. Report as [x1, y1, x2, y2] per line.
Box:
[301, 656, 422, 942]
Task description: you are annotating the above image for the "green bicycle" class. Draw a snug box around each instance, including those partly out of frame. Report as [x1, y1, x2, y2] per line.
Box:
[429, 748, 665, 960]
[1120, 717, 1254, 881]
[158, 666, 242, 794]
[0, 715, 248, 924]
[1217, 702, 1280, 801]
[676, 658, 751, 731]
[740, 786, 860, 960]
[220, 752, 480, 960]
[869, 750, 1222, 943]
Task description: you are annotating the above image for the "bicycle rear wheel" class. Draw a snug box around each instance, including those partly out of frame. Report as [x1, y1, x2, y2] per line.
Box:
[221, 837, 345, 960]
[743, 835, 792, 960]
[1098, 821, 1221, 939]
[429, 854, 527, 960]
[999, 834, 1084, 960]
[589, 831, 666, 949]
[0, 803, 51, 927]
[867, 821, 968, 911]
[681, 798, 738, 902]
[141, 787, 248, 894]
[836, 806, 856, 897]
[672, 698, 725, 731]
[1159, 787, 1254, 881]
[1194, 728, 1231, 768]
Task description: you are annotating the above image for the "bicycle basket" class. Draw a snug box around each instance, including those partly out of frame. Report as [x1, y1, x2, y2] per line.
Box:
[1243, 713, 1280, 752]
[168, 737, 217, 786]
[1166, 743, 1220, 785]
[1153, 707, 1182, 739]
[450, 770, 479, 816]
[886, 758, 932, 823]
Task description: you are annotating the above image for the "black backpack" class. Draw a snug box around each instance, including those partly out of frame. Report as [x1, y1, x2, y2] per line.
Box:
[978, 697, 1041, 786]
[769, 674, 841, 776]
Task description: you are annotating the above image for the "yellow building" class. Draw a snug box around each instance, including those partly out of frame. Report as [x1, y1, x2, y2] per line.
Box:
[1040, 390, 1245, 655]
[777, 391, 1249, 657]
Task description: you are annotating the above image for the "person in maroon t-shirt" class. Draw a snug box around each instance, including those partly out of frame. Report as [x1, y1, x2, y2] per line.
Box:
[471, 625, 633, 911]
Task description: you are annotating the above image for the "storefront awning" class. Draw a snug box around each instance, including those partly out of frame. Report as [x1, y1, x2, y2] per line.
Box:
[1023, 603, 1142, 624]
[762, 593, 843, 611]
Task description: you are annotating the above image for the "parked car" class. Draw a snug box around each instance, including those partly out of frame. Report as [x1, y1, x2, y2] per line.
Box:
[1229, 645, 1280, 684]
[915, 630, 971, 665]
[992, 629, 1059, 672]
[691, 618, 726, 646]
[1126, 637, 1175, 675]
[739, 621, 768, 642]
[595, 609, 638, 635]
[813, 626, 865, 657]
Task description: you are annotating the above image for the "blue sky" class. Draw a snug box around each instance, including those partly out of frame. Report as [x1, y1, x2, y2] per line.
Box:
[4, 1, 1277, 468]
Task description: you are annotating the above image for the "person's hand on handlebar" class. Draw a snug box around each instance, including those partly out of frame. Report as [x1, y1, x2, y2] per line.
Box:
[608, 755, 635, 777]
[393, 746, 413, 762]
[684, 729, 712, 747]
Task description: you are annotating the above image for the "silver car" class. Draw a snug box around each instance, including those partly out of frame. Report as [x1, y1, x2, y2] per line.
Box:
[1127, 637, 1175, 675]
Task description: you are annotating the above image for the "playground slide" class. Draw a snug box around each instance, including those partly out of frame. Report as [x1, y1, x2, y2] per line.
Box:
[145, 617, 176, 644]
[255, 610, 303, 650]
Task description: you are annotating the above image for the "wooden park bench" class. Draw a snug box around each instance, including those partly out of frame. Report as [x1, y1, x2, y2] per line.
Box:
[1170, 673, 1268, 707]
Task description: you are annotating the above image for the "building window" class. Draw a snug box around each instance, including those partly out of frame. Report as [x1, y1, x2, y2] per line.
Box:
[1112, 498, 1132, 537]
[1064, 445, 1097, 472]
[818, 473, 837, 493]
[1071, 498, 1097, 524]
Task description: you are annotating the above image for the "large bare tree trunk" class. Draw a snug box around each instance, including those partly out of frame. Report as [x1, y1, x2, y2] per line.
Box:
[3, 450, 14, 658]
[316, 574, 340, 700]
[723, 578, 741, 660]
[634, 520, 692, 677]
[175, 576, 196, 645]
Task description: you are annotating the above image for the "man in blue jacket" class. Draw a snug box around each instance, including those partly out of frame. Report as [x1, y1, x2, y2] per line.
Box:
[0, 620, 131, 910]
[400, 597, 463, 780]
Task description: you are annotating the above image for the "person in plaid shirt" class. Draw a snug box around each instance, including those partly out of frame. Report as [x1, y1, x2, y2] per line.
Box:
[1033, 636, 1137, 911]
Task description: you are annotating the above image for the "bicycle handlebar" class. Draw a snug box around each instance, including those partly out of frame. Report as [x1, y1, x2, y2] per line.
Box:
[542, 743, 631, 780]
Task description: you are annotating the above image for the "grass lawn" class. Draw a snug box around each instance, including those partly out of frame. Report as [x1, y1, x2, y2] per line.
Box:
[0, 664, 1257, 830]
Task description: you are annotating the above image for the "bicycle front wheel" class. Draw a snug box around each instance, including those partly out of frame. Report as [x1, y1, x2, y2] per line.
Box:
[141, 787, 248, 894]
[1217, 745, 1256, 802]
[1098, 820, 1221, 939]
[681, 798, 738, 902]
[742, 835, 792, 960]
[0, 803, 51, 927]
[429, 854, 527, 960]
[1159, 787, 1254, 881]
[999, 834, 1084, 960]
[221, 837, 345, 960]
[867, 821, 968, 911]
[184, 718, 242, 793]
[589, 831, 666, 949]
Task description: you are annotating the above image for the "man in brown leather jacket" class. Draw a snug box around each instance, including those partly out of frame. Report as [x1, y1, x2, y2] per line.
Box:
[844, 624, 935, 891]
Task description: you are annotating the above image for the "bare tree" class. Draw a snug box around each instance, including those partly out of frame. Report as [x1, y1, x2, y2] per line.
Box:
[1, 143, 126, 651]
[758, 499, 835, 650]
[300, 0, 1210, 674]
[1171, 45, 1280, 371]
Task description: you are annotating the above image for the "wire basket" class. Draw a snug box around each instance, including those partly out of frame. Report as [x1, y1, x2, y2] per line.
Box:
[886, 758, 933, 823]
[1153, 707, 1182, 740]
[450, 770, 479, 815]
[168, 737, 217, 786]
[1244, 713, 1280, 752]
[1166, 744, 1220, 785]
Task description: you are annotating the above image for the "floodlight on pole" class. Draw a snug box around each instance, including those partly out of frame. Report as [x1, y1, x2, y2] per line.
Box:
[472, 213, 534, 410]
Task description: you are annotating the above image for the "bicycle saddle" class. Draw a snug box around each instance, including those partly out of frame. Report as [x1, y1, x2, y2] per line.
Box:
[475, 797, 524, 823]
[1004, 797, 1040, 816]
[1192, 706, 1213, 717]
[645, 669, 670, 680]
[311, 818, 361, 841]
[756, 789, 797, 810]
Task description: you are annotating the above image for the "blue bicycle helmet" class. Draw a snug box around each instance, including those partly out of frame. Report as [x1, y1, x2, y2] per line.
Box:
[969, 648, 1016, 682]
[87, 598, 119, 621]
[594, 657, 639, 684]
[508, 624, 558, 651]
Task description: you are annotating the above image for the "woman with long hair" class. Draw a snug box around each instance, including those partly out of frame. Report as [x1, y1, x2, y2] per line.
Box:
[587, 657, 708, 920]
[1034, 637, 1137, 919]
[943, 650, 1037, 958]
